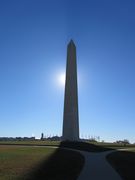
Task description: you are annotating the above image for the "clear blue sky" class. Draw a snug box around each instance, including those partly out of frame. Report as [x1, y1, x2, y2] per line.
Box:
[0, 0, 135, 142]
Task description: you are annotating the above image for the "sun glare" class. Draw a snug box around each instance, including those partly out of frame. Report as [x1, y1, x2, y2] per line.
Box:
[58, 73, 66, 86]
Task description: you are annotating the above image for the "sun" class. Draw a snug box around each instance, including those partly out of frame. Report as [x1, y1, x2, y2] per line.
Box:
[58, 73, 66, 86]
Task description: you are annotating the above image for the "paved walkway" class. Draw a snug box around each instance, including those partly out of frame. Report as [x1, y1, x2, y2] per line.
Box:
[77, 150, 122, 180]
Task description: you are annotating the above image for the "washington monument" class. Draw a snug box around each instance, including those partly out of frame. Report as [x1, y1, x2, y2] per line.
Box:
[62, 40, 79, 141]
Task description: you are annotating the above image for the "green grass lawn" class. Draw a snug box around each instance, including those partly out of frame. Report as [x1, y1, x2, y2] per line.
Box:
[0, 145, 84, 180]
[0, 141, 135, 180]
[106, 148, 135, 180]
[0, 140, 60, 146]
[1, 140, 134, 153]
[0, 140, 135, 150]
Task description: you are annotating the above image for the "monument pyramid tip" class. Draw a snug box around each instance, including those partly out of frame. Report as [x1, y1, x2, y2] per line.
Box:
[69, 39, 75, 45]
[70, 39, 74, 42]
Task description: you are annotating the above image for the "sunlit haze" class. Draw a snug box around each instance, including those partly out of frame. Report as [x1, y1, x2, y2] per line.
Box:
[57, 73, 66, 87]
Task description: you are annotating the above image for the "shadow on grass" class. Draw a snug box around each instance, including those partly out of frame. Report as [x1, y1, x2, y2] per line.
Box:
[19, 142, 84, 180]
[106, 150, 135, 180]
[60, 141, 114, 152]
[18, 141, 114, 180]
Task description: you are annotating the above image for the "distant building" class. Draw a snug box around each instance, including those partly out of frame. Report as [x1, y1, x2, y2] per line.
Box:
[41, 133, 44, 140]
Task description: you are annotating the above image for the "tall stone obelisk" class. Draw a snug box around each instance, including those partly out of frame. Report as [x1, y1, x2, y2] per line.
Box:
[62, 40, 79, 141]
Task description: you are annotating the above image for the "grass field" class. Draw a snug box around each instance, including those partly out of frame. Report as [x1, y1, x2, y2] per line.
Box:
[0, 141, 135, 179]
[0, 140, 60, 146]
[0, 140, 134, 149]
[0, 145, 84, 180]
[106, 148, 135, 180]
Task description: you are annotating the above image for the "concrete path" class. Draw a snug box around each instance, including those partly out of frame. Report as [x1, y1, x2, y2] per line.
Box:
[77, 150, 122, 180]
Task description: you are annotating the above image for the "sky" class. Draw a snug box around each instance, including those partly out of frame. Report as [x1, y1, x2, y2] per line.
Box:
[0, 0, 135, 142]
